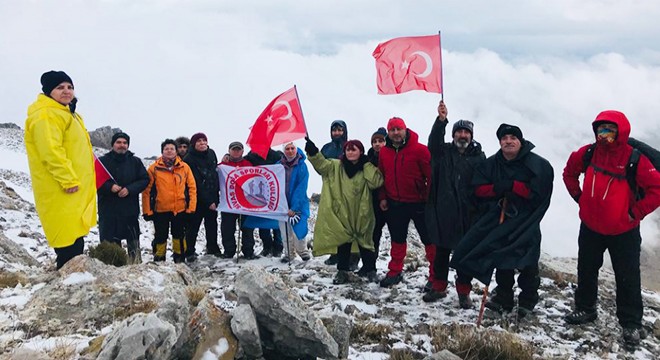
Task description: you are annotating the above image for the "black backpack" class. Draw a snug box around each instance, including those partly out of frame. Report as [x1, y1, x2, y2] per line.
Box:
[582, 137, 660, 199]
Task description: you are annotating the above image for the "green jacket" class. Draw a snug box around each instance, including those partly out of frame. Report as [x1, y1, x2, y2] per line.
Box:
[308, 153, 384, 255]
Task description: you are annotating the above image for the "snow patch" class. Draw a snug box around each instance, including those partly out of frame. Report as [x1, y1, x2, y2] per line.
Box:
[62, 272, 96, 285]
[200, 337, 229, 359]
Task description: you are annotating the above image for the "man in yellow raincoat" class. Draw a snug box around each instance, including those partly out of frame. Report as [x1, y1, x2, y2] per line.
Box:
[24, 71, 97, 269]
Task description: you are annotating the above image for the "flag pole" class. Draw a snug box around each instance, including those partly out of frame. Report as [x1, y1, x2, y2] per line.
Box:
[294, 85, 310, 139]
[438, 30, 444, 101]
[236, 214, 242, 264]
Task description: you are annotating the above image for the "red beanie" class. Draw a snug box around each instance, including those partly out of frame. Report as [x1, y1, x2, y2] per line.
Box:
[343, 140, 365, 154]
[387, 117, 406, 131]
[190, 132, 207, 146]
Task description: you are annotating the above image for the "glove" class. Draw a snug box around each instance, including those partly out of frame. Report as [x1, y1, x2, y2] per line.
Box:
[305, 136, 319, 156]
[288, 214, 301, 225]
[142, 213, 153, 221]
[493, 179, 513, 196]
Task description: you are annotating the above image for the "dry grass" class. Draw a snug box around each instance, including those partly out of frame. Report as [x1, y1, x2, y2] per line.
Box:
[351, 321, 393, 345]
[80, 335, 106, 358]
[47, 338, 77, 360]
[185, 285, 207, 307]
[113, 298, 158, 320]
[389, 348, 418, 360]
[0, 270, 28, 288]
[431, 323, 534, 360]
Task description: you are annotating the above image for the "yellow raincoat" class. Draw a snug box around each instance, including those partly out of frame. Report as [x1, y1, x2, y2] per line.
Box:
[24, 94, 97, 248]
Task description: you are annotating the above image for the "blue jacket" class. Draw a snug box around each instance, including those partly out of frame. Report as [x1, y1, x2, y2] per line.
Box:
[320, 120, 348, 160]
[281, 148, 310, 240]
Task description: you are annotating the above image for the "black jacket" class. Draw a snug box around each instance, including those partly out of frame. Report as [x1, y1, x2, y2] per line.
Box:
[426, 118, 486, 249]
[97, 150, 149, 217]
[245, 149, 284, 166]
[183, 148, 220, 208]
[450, 141, 554, 285]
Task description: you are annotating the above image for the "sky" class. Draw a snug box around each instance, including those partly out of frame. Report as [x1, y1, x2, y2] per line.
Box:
[2, 0, 660, 257]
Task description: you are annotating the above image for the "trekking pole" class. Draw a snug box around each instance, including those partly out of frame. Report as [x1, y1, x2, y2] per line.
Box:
[477, 197, 508, 327]
[284, 220, 291, 263]
[237, 214, 242, 264]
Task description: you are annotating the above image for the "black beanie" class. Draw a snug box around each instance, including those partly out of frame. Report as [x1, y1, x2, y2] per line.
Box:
[496, 123, 523, 141]
[371, 127, 387, 142]
[452, 120, 474, 136]
[111, 132, 130, 146]
[41, 71, 73, 96]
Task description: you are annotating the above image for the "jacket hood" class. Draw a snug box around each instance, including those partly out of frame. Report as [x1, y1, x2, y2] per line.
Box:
[330, 120, 348, 142]
[27, 94, 70, 116]
[592, 110, 630, 145]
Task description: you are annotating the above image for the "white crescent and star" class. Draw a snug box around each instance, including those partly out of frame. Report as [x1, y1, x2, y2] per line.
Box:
[273, 100, 298, 132]
[400, 51, 433, 78]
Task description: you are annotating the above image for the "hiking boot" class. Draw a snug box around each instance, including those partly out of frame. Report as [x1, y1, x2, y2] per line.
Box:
[280, 256, 292, 263]
[517, 305, 533, 319]
[207, 249, 222, 257]
[272, 248, 283, 258]
[185, 254, 197, 263]
[564, 309, 597, 325]
[349, 254, 360, 271]
[173, 255, 185, 264]
[222, 252, 235, 259]
[458, 294, 473, 309]
[243, 253, 259, 260]
[333, 270, 350, 285]
[622, 327, 641, 347]
[153, 255, 166, 262]
[422, 289, 447, 303]
[422, 280, 433, 293]
[380, 273, 403, 288]
[363, 271, 380, 283]
[300, 253, 311, 261]
[484, 299, 513, 314]
[324, 254, 338, 265]
[260, 247, 272, 257]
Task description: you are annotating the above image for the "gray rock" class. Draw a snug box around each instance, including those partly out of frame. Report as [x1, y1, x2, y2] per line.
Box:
[323, 313, 353, 359]
[654, 318, 660, 339]
[96, 311, 177, 360]
[178, 297, 238, 360]
[234, 266, 339, 359]
[0, 123, 21, 129]
[424, 349, 462, 360]
[88, 126, 122, 149]
[0, 231, 40, 267]
[231, 304, 263, 358]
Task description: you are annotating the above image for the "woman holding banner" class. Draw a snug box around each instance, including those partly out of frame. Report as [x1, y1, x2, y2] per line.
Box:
[305, 137, 383, 284]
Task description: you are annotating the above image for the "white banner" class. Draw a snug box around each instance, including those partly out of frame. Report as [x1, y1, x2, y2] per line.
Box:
[218, 164, 289, 221]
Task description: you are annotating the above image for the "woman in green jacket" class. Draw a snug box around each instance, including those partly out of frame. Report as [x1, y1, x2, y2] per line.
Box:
[305, 137, 384, 284]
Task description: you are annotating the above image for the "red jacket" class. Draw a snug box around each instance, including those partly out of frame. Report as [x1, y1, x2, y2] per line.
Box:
[378, 128, 431, 203]
[563, 110, 660, 235]
[221, 158, 252, 167]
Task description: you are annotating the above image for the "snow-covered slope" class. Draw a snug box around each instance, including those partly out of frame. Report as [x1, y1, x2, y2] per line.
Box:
[1, 126, 660, 359]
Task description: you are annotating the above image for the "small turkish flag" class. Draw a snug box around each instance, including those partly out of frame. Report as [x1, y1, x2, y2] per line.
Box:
[246, 86, 307, 159]
[373, 34, 442, 95]
[94, 154, 114, 190]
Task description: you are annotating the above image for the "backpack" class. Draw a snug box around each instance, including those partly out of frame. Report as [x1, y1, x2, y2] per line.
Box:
[582, 137, 660, 199]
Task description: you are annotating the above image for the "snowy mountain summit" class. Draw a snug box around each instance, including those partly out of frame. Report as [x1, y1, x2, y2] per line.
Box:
[1, 126, 660, 359]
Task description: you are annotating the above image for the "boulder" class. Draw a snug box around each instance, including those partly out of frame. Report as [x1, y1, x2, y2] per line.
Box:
[231, 304, 263, 358]
[180, 297, 238, 360]
[323, 313, 353, 359]
[88, 126, 122, 149]
[0, 231, 40, 268]
[234, 266, 338, 359]
[19, 256, 195, 337]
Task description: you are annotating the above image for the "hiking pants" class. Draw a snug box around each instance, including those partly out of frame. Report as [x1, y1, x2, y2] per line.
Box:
[220, 212, 255, 257]
[385, 201, 433, 277]
[337, 242, 377, 273]
[186, 207, 219, 256]
[99, 215, 140, 260]
[575, 223, 642, 328]
[433, 246, 473, 294]
[492, 266, 540, 310]
[54, 237, 84, 269]
[153, 212, 187, 257]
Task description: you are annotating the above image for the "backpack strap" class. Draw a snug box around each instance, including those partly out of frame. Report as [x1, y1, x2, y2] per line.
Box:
[149, 167, 158, 212]
[627, 149, 641, 200]
[581, 143, 597, 173]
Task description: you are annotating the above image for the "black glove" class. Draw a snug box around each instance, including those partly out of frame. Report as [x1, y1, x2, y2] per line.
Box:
[142, 213, 153, 221]
[493, 179, 513, 196]
[305, 136, 319, 156]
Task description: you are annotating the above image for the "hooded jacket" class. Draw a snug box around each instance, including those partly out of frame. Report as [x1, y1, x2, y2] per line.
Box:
[142, 156, 197, 215]
[320, 120, 348, 159]
[378, 128, 431, 203]
[426, 118, 486, 249]
[563, 110, 660, 235]
[24, 94, 97, 248]
[278, 148, 310, 240]
[183, 147, 220, 208]
[97, 150, 149, 217]
[308, 152, 383, 255]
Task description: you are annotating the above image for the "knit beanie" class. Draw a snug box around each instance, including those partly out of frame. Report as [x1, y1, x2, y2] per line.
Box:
[190, 132, 207, 146]
[452, 120, 474, 137]
[111, 132, 130, 146]
[387, 117, 406, 131]
[41, 71, 73, 96]
[496, 123, 523, 141]
[371, 127, 387, 142]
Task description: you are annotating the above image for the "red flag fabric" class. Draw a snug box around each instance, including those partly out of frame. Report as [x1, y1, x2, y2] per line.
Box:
[373, 34, 442, 95]
[94, 154, 113, 190]
[246, 86, 307, 159]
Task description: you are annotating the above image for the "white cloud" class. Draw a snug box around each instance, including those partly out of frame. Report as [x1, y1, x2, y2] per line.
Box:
[2, 0, 660, 257]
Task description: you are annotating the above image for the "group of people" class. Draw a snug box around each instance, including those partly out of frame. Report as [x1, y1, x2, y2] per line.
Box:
[24, 70, 660, 348]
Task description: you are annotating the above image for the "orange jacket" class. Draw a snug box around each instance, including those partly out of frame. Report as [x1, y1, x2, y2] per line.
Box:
[142, 156, 197, 215]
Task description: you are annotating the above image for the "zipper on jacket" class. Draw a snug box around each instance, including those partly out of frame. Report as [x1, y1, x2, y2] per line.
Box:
[394, 148, 400, 199]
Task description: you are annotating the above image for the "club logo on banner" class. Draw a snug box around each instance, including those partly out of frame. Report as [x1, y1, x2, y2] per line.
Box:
[219, 164, 289, 221]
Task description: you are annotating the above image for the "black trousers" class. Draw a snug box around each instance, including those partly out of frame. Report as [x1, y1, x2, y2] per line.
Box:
[575, 223, 642, 328]
[99, 215, 140, 259]
[337, 242, 376, 272]
[186, 207, 219, 255]
[260, 228, 284, 252]
[220, 212, 256, 256]
[492, 266, 540, 310]
[153, 212, 186, 248]
[372, 202, 387, 255]
[434, 246, 472, 285]
[54, 237, 84, 269]
[386, 201, 431, 245]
